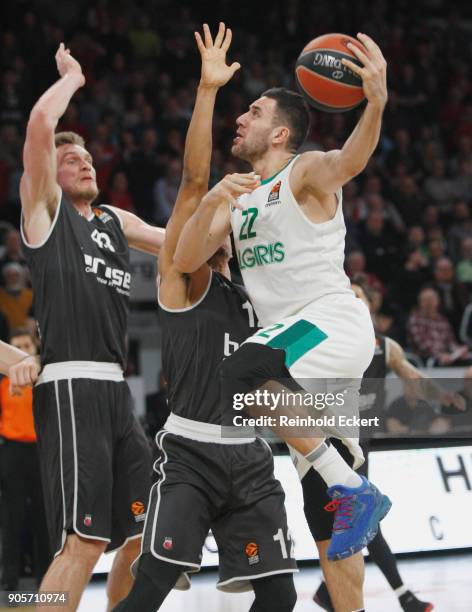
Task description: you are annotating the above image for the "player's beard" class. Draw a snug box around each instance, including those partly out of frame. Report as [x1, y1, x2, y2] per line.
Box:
[232, 131, 271, 163]
[71, 184, 99, 203]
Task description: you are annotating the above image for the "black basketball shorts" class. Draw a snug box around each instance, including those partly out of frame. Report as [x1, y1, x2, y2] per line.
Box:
[139, 422, 298, 593]
[33, 362, 152, 556]
[301, 438, 370, 542]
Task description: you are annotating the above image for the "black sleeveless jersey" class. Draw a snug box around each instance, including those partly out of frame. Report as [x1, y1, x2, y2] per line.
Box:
[359, 334, 388, 414]
[159, 272, 257, 425]
[22, 196, 130, 368]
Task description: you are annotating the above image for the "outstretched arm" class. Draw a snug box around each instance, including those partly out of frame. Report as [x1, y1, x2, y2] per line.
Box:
[21, 44, 85, 245]
[293, 33, 387, 197]
[387, 338, 465, 411]
[159, 22, 240, 275]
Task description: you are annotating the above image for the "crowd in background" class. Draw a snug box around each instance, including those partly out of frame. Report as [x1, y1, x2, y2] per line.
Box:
[0, 0, 472, 365]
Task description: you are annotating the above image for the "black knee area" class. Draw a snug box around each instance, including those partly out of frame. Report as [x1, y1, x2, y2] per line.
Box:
[250, 574, 297, 612]
[112, 554, 181, 612]
[219, 343, 290, 392]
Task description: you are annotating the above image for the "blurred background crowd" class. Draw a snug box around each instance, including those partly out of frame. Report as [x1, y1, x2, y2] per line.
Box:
[0, 0, 471, 591]
[1, 0, 472, 366]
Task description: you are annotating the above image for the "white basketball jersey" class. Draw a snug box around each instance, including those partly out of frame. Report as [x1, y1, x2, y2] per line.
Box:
[230, 156, 352, 327]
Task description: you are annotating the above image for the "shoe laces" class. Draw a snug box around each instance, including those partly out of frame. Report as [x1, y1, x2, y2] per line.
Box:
[324, 495, 355, 530]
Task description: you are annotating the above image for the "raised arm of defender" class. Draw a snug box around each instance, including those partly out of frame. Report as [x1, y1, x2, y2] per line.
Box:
[159, 23, 240, 278]
[20, 44, 85, 244]
[292, 33, 387, 197]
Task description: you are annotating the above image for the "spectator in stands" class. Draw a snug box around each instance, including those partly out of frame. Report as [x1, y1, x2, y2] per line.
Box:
[386, 384, 451, 435]
[432, 257, 467, 331]
[456, 237, 472, 290]
[346, 251, 384, 294]
[408, 287, 469, 365]
[0, 263, 32, 330]
[405, 226, 428, 258]
[441, 366, 472, 434]
[152, 156, 181, 226]
[357, 211, 401, 282]
[390, 248, 431, 314]
[0, 329, 50, 591]
[447, 200, 472, 261]
[0, 228, 28, 284]
[423, 158, 456, 212]
[106, 171, 135, 213]
[391, 174, 423, 226]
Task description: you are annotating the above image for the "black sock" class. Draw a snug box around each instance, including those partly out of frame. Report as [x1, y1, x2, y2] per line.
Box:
[112, 553, 181, 612]
[367, 528, 403, 590]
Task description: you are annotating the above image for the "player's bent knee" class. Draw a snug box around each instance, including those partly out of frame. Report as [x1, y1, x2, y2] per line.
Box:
[219, 342, 288, 384]
[251, 574, 297, 611]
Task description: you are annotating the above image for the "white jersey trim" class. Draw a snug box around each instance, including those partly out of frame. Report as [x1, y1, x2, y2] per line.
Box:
[163, 412, 256, 444]
[217, 568, 298, 593]
[157, 270, 212, 313]
[21, 186, 63, 249]
[150, 432, 201, 570]
[37, 361, 124, 384]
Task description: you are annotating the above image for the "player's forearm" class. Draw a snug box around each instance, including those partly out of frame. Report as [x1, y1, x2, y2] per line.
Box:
[395, 360, 443, 401]
[338, 102, 385, 175]
[182, 85, 218, 186]
[28, 73, 84, 128]
[128, 224, 165, 257]
[174, 199, 224, 273]
[0, 342, 29, 375]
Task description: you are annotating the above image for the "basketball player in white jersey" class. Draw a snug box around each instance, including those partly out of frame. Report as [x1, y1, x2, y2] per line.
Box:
[174, 32, 390, 610]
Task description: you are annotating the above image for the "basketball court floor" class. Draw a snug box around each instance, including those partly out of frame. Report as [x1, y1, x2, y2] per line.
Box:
[78, 552, 471, 611]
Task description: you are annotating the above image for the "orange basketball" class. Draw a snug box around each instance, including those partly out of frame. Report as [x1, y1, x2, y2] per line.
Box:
[295, 33, 366, 112]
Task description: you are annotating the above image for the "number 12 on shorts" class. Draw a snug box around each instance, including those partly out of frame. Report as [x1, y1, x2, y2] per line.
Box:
[273, 527, 295, 559]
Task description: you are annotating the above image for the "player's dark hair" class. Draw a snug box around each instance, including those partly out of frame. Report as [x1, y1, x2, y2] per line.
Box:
[262, 87, 310, 152]
[351, 277, 373, 304]
[9, 327, 34, 342]
[55, 131, 85, 148]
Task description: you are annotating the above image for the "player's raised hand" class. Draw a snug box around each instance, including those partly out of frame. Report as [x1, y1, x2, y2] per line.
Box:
[55, 42, 85, 86]
[341, 33, 387, 109]
[8, 356, 40, 396]
[202, 172, 260, 210]
[195, 22, 241, 89]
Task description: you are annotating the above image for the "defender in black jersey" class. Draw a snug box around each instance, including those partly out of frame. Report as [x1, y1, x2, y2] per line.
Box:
[20, 44, 165, 609]
[307, 283, 461, 612]
[115, 24, 297, 612]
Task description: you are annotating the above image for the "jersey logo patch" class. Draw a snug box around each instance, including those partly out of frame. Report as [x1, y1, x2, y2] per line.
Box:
[266, 180, 282, 207]
[92, 207, 113, 223]
[245, 542, 260, 565]
[91, 229, 115, 252]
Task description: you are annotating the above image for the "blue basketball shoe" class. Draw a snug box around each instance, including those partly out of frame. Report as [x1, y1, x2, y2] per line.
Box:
[325, 476, 391, 561]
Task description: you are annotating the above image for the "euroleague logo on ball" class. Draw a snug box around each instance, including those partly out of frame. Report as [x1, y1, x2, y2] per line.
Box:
[295, 32, 366, 112]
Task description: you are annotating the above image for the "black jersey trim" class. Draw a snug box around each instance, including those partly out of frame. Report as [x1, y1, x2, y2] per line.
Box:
[20, 186, 63, 250]
[158, 270, 212, 313]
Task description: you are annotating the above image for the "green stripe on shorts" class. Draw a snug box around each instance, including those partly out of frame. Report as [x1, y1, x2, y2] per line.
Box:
[265, 319, 328, 368]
